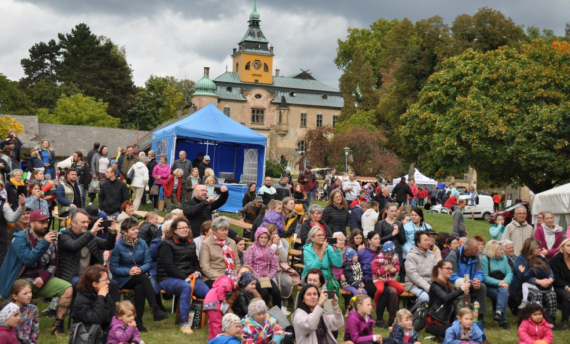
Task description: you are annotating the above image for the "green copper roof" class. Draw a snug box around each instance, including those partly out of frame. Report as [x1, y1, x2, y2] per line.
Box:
[214, 72, 340, 92]
[250, 0, 260, 20]
[194, 72, 218, 97]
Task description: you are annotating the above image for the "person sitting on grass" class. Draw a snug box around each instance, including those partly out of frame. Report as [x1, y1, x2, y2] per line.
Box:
[0, 302, 21, 344]
[444, 308, 483, 344]
[517, 302, 553, 344]
[389, 309, 420, 344]
[208, 313, 242, 344]
[344, 294, 390, 344]
[240, 298, 286, 344]
[107, 301, 144, 344]
[9, 280, 38, 344]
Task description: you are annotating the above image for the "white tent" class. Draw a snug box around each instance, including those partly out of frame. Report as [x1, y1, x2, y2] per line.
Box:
[531, 183, 570, 228]
[392, 168, 437, 187]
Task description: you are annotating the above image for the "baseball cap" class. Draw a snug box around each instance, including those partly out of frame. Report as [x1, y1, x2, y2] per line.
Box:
[85, 204, 100, 220]
[111, 159, 118, 164]
[254, 195, 263, 202]
[285, 167, 291, 172]
[30, 209, 50, 222]
[203, 155, 211, 161]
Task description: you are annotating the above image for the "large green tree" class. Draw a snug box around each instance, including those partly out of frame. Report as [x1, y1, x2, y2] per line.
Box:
[38, 93, 120, 127]
[399, 40, 570, 192]
[0, 74, 35, 115]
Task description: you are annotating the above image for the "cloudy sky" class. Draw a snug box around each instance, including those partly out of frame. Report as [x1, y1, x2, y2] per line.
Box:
[1, 0, 568, 89]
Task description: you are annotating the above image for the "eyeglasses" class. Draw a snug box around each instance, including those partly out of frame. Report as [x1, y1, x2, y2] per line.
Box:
[177, 226, 190, 230]
[314, 234, 325, 237]
[441, 267, 453, 270]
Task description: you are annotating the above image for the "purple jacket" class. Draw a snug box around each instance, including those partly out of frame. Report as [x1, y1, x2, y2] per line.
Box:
[534, 223, 563, 260]
[107, 316, 141, 344]
[343, 310, 375, 344]
[152, 164, 171, 185]
[357, 246, 381, 281]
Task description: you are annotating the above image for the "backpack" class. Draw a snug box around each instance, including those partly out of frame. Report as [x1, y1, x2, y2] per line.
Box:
[475, 195, 480, 205]
[126, 166, 135, 185]
[409, 300, 428, 332]
[68, 322, 105, 344]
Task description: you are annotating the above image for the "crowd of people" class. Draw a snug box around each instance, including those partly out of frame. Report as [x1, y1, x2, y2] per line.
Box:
[0, 130, 561, 344]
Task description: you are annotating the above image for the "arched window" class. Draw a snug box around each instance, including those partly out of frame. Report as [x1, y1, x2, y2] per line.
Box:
[297, 140, 306, 154]
[264, 63, 269, 72]
[236, 63, 239, 71]
[245, 62, 251, 70]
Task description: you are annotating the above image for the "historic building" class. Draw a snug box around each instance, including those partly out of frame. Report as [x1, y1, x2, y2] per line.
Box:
[190, 1, 343, 164]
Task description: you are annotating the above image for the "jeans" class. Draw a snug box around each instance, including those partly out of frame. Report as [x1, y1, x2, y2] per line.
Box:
[409, 286, 430, 303]
[486, 286, 508, 323]
[159, 277, 209, 324]
[306, 191, 315, 208]
[411, 198, 417, 208]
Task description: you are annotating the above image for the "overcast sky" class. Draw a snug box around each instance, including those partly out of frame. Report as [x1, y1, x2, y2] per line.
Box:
[1, 0, 568, 89]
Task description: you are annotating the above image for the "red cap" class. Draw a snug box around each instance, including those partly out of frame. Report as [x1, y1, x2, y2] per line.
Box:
[30, 209, 50, 222]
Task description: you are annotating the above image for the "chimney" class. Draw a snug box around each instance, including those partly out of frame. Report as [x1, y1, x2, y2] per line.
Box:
[204, 67, 210, 78]
[275, 69, 280, 77]
[233, 48, 237, 54]
[270, 46, 274, 53]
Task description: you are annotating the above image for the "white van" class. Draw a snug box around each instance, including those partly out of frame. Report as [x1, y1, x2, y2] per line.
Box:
[458, 195, 494, 221]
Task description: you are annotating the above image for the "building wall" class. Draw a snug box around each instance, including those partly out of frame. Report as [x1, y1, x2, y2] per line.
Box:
[232, 52, 274, 84]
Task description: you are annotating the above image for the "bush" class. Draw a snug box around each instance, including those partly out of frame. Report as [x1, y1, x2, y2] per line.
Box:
[265, 160, 285, 178]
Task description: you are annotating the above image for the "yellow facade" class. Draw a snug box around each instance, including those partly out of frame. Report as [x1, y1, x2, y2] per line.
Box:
[232, 52, 273, 84]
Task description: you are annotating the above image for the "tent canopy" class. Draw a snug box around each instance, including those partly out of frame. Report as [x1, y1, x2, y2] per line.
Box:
[392, 169, 437, 187]
[531, 183, 570, 215]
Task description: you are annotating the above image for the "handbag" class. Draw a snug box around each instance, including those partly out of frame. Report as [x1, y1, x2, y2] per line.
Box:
[488, 258, 506, 281]
[188, 275, 205, 329]
[88, 179, 100, 193]
[258, 277, 272, 289]
[150, 185, 159, 196]
[126, 167, 135, 185]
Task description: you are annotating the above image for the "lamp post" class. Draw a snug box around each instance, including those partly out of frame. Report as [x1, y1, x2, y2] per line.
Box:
[344, 147, 350, 173]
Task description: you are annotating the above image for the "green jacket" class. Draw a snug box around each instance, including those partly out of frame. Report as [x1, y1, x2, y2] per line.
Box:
[481, 254, 513, 286]
[301, 243, 343, 280]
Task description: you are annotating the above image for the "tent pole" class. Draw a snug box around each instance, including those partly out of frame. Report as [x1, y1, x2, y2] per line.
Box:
[233, 144, 237, 181]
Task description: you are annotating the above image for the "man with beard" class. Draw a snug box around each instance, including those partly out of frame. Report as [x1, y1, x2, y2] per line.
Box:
[56, 168, 83, 216]
[183, 184, 229, 239]
[0, 209, 73, 335]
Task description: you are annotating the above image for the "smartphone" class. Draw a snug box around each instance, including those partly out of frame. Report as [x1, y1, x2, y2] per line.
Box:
[464, 274, 470, 282]
[17, 185, 26, 196]
[326, 237, 337, 245]
[326, 291, 335, 299]
[101, 220, 112, 228]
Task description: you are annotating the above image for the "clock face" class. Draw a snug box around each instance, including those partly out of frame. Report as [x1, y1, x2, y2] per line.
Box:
[253, 61, 262, 70]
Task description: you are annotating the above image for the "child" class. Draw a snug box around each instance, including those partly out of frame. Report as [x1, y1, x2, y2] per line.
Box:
[107, 301, 144, 344]
[241, 299, 285, 344]
[209, 313, 242, 344]
[9, 280, 39, 344]
[233, 272, 258, 319]
[517, 303, 553, 344]
[444, 308, 483, 344]
[371, 242, 404, 307]
[342, 247, 367, 296]
[0, 302, 21, 344]
[518, 256, 553, 309]
[204, 275, 236, 339]
[344, 295, 387, 344]
[389, 309, 420, 344]
[489, 214, 505, 241]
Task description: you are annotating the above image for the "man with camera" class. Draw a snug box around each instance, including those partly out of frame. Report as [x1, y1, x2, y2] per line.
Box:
[0, 130, 23, 165]
[183, 184, 229, 238]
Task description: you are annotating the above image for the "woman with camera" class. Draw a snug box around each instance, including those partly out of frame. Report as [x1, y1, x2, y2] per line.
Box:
[301, 226, 343, 295]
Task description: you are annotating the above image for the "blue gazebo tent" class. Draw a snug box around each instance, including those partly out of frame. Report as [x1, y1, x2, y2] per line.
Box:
[151, 103, 267, 212]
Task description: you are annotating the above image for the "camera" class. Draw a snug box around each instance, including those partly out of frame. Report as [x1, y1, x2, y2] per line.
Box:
[326, 237, 337, 245]
[214, 186, 222, 194]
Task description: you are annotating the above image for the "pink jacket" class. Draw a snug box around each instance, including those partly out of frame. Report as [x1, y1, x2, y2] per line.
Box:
[204, 275, 235, 311]
[518, 318, 553, 344]
[408, 184, 418, 199]
[243, 228, 279, 279]
[152, 164, 171, 185]
[534, 223, 563, 260]
[371, 252, 400, 282]
[107, 316, 141, 344]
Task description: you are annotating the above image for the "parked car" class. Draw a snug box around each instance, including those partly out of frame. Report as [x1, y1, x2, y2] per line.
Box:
[430, 195, 494, 220]
[488, 202, 531, 225]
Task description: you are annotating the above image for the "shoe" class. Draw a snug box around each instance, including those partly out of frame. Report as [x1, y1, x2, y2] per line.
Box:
[499, 322, 511, 330]
[281, 306, 291, 316]
[375, 319, 387, 329]
[153, 309, 169, 321]
[154, 208, 158, 212]
[493, 311, 501, 322]
[50, 323, 65, 335]
[88, 202, 93, 205]
[180, 324, 193, 335]
[147, 200, 153, 204]
[561, 322, 569, 331]
[519, 300, 529, 309]
[137, 324, 148, 332]
[388, 318, 395, 327]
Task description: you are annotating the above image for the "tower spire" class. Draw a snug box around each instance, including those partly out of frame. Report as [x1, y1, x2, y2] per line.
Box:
[250, 0, 260, 20]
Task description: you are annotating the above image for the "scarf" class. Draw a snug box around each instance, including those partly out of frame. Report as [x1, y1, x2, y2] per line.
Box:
[10, 177, 24, 187]
[123, 237, 138, 248]
[0, 302, 19, 325]
[214, 234, 235, 272]
[543, 224, 562, 250]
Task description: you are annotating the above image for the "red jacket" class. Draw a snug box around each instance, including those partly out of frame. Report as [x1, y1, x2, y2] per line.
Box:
[163, 174, 182, 201]
[419, 190, 428, 199]
[0, 325, 18, 344]
[493, 194, 501, 204]
[298, 171, 317, 191]
[444, 196, 457, 209]
[518, 318, 553, 344]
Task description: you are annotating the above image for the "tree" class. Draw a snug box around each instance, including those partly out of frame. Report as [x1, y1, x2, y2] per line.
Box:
[301, 125, 334, 168]
[399, 40, 570, 193]
[0, 74, 35, 115]
[0, 115, 24, 140]
[24, 79, 80, 111]
[338, 49, 379, 122]
[38, 93, 120, 127]
[334, 110, 378, 133]
[19, 39, 61, 88]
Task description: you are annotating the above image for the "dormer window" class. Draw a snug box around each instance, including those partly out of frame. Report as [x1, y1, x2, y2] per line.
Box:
[322, 94, 328, 99]
[245, 62, 251, 70]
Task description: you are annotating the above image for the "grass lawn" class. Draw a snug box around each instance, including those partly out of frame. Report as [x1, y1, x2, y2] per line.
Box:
[34, 202, 563, 343]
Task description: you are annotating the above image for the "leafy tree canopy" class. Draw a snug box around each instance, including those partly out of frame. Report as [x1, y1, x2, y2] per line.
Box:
[0, 74, 35, 115]
[38, 93, 120, 128]
[0, 115, 24, 140]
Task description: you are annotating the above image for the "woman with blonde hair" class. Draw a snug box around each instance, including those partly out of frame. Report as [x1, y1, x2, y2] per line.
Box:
[481, 240, 512, 329]
[163, 168, 184, 212]
[202, 168, 218, 184]
[321, 188, 349, 236]
[184, 167, 201, 201]
[37, 139, 56, 177]
[205, 176, 218, 199]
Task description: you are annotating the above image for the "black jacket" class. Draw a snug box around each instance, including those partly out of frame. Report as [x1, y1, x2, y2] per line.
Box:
[183, 192, 229, 238]
[299, 218, 333, 245]
[375, 220, 406, 254]
[99, 178, 130, 215]
[72, 161, 92, 191]
[251, 213, 265, 240]
[198, 161, 210, 179]
[4, 181, 17, 211]
[427, 279, 464, 324]
[550, 253, 570, 289]
[147, 157, 157, 186]
[242, 192, 256, 207]
[72, 292, 115, 332]
[391, 182, 414, 204]
[139, 222, 158, 248]
[321, 204, 349, 235]
[234, 289, 255, 319]
[0, 137, 22, 163]
[57, 227, 117, 283]
[156, 237, 200, 282]
[373, 194, 392, 212]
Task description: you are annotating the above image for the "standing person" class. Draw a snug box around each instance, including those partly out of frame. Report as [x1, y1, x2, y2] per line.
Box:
[391, 177, 414, 207]
[129, 157, 149, 211]
[481, 240, 513, 329]
[183, 184, 229, 239]
[85, 142, 100, 204]
[273, 174, 292, 201]
[90, 144, 110, 184]
[452, 199, 467, 237]
[361, 201, 380, 237]
[184, 167, 202, 202]
[120, 146, 139, 182]
[3, 199, 27, 259]
[405, 231, 436, 303]
[172, 151, 192, 200]
[321, 189, 349, 236]
[492, 193, 501, 212]
[373, 187, 392, 213]
[375, 203, 406, 281]
[192, 152, 204, 173]
[198, 155, 211, 179]
[408, 179, 418, 208]
[9, 280, 39, 344]
[489, 214, 506, 241]
[0, 130, 23, 164]
[258, 176, 277, 206]
[55, 168, 83, 216]
[402, 208, 432, 259]
[503, 206, 534, 255]
[163, 169, 184, 212]
[534, 211, 563, 260]
[343, 173, 361, 204]
[297, 164, 317, 207]
[146, 150, 157, 206]
[71, 151, 91, 206]
[152, 156, 171, 211]
[37, 140, 56, 178]
[6, 169, 25, 211]
[324, 167, 337, 201]
[467, 186, 478, 220]
[550, 238, 570, 330]
[500, 191, 506, 210]
[99, 167, 130, 217]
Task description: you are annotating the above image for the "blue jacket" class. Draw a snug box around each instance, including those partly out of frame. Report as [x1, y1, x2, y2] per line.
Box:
[149, 237, 162, 275]
[446, 246, 484, 284]
[25, 196, 49, 213]
[510, 254, 554, 294]
[390, 323, 419, 344]
[348, 205, 364, 230]
[481, 254, 513, 286]
[0, 230, 52, 298]
[357, 246, 382, 281]
[489, 224, 505, 241]
[38, 148, 56, 176]
[110, 237, 151, 288]
[208, 335, 241, 344]
[444, 320, 483, 344]
[402, 221, 431, 258]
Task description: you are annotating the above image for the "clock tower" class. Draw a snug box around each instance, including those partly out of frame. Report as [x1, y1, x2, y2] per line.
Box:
[232, 0, 274, 85]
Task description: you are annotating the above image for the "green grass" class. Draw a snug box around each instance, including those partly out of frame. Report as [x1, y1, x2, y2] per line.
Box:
[34, 202, 563, 343]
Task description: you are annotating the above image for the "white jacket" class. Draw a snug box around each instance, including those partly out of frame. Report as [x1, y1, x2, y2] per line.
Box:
[129, 161, 149, 188]
[361, 209, 379, 237]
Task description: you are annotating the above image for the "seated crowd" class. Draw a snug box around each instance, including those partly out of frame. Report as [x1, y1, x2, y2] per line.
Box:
[0, 137, 562, 344]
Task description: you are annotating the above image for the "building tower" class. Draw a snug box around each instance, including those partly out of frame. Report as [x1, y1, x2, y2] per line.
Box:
[192, 67, 219, 109]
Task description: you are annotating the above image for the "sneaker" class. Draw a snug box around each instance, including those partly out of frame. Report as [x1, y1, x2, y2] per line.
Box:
[88, 202, 93, 206]
[375, 319, 387, 329]
[281, 306, 291, 316]
[180, 324, 193, 335]
[519, 300, 529, 309]
[50, 324, 65, 335]
[147, 200, 153, 204]
[499, 322, 511, 330]
[493, 311, 501, 322]
[561, 322, 569, 331]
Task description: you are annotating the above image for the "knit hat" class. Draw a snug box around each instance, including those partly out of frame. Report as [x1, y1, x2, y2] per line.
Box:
[221, 313, 242, 332]
[248, 299, 267, 316]
[239, 272, 257, 288]
[382, 241, 395, 254]
[0, 302, 19, 325]
[344, 247, 357, 261]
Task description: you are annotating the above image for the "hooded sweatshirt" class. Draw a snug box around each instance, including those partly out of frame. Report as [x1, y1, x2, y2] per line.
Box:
[344, 310, 376, 344]
[444, 319, 483, 344]
[129, 161, 149, 188]
[107, 316, 141, 344]
[361, 208, 379, 237]
[518, 318, 553, 344]
[243, 228, 279, 280]
[0, 325, 18, 344]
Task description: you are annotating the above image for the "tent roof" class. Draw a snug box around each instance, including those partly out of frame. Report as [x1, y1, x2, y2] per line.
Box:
[531, 183, 570, 214]
[153, 103, 267, 146]
[392, 168, 437, 186]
